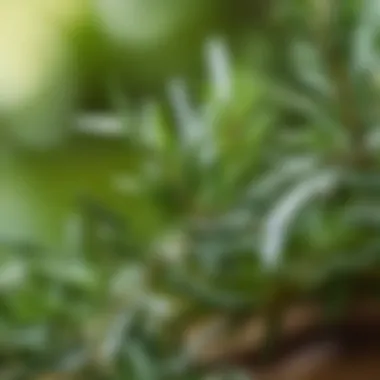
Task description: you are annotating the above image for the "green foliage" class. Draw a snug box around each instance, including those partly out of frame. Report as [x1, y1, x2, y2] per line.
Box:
[1, 0, 380, 379]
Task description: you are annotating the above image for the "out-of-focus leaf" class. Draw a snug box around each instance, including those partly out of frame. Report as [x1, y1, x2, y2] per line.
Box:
[260, 169, 340, 268]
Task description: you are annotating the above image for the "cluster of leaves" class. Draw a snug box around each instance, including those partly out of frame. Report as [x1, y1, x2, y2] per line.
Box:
[2, 0, 380, 379]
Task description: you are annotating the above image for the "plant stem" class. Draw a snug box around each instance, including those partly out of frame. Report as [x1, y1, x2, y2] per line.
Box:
[311, 0, 369, 166]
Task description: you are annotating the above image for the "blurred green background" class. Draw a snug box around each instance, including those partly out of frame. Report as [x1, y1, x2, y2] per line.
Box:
[0, 0, 270, 247]
[1, 0, 379, 379]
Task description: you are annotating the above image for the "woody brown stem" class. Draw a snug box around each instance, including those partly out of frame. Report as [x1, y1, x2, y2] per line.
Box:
[185, 298, 380, 377]
[311, 1, 369, 167]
